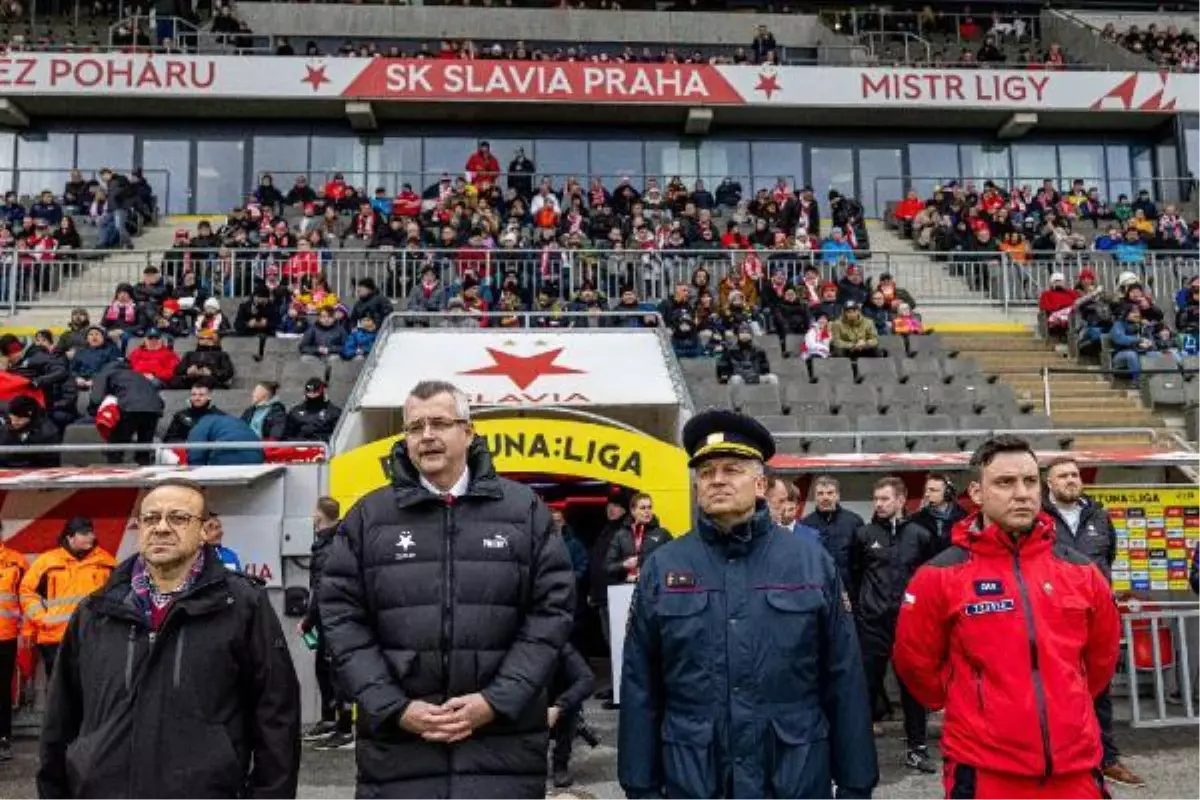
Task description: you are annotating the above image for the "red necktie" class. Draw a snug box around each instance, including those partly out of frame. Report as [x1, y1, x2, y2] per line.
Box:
[441, 493, 455, 506]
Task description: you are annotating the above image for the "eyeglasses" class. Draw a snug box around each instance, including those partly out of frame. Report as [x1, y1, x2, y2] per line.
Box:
[402, 417, 467, 436]
[138, 511, 203, 529]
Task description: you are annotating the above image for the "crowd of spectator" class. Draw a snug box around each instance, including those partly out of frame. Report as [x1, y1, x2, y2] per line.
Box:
[1101, 22, 1198, 72]
[892, 178, 1198, 291]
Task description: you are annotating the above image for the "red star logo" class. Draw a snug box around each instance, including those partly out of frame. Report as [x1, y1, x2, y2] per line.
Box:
[301, 64, 331, 92]
[755, 70, 781, 99]
[460, 347, 584, 391]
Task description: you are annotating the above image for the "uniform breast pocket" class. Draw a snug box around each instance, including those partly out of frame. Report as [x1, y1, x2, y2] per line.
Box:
[657, 591, 711, 654]
[762, 589, 824, 654]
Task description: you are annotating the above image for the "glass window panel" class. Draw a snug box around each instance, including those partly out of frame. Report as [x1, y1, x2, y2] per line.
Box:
[1156, 143, 1179, 202]
[141, 139, 191, 216]
[367, 136, 421, 197]
[809, 147, 854, 203]
[750, 141, 803, 193]
[0, 132, 15, 197]
[959, 144, 1011, 188]
[857, 147, 903, 219]
[699, 140, 749, 196]
[252, 135, 307, 187]
[1131, 145, 1154, 198]
[310, 135, 366, 190]
[1058, 145, 1105, 193]
[422, 137, 477, 187]
[907, 143, 960, 199]
[533, 140, 587, 187]
[195, 140, 245, 214]
[76, 133, 134, 175]
[483, 139, 535, 186]
[17, 132, 75, 197]
[1010, 144, 1056, 188]
[1105, 145, 1133, 206]
[645, 141, 696, 185]
[590, 140, 645, 190]
[1184, 124, 1198, 189]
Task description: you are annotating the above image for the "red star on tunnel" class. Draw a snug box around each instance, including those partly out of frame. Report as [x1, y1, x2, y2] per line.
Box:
[754, 70, 782, 99]
[459, 348, 584, 391]
[301, 64, 331, 92]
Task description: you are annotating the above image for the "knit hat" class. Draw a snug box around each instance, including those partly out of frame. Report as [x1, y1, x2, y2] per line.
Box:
[1079, 268, 1096, 282]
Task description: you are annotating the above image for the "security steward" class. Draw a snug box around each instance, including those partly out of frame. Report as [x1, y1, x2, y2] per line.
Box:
[618, 410, 878, 799]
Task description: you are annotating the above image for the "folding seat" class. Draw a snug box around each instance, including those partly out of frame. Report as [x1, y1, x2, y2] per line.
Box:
[856, 414, 908, 453]
[732, 382, 783, 416]
[811, 357, 855, 385]
[855, 357, 900, 389]
[802, 414, 854, 454]
[908, 414, 960, 453]
[785, 382, 832, 417]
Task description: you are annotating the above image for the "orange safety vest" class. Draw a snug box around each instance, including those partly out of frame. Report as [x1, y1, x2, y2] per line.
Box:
[19, 546, 116, 645]
[0, 546, 25, 641]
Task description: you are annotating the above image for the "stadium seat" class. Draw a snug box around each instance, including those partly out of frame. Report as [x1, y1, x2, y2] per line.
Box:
[691, 383, 732, 410]
[1007, 413, 1067, 450]
[908, 414, 960, 453]
[941, 355, 984, 383]
[801, 415, 854, 454]
[856, 414, 907, 453]
[732, 382, 783, 416]
[907, 333, 949, 358]
[882, 383, 929, 413]
[811, 358, 855, 385]
[1144, 372, 1188, 410]
[758, 415, 798, 433]
[878, 335, 905, 360]
[901, 357, 943, 384]
[833, 384, 880, 418]
[784, 383, 831, 416]
[62, 424, 107, 466]
[855, 358, 900, 389]
[960, 413, 1005, 451]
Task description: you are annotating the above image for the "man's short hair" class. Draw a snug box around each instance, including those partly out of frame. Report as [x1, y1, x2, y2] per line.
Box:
[630, 492, 653, 508]
[407, 380, 471, 422]
[767, 475, 800, 502]
[813, 474, 840, 491]
[1043, 455, 1079, 476]
[926, 472, 951, 487]
[317, 496, 340, 521]
[873, 476, 906, 497]
[969, 435, 1036, 481]
[143, 477, 208, 518]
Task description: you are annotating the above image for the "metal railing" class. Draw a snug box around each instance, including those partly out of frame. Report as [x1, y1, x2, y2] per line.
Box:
[0, 439, 329, 460]
[877, 176, 1198, 208]
[2, 246, 1195, 316]
[772, 426, 1164, 455]
[1118, 601, 1198, 729]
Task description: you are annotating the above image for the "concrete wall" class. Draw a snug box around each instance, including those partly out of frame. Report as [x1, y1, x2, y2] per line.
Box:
[238, 3, 824, 45]
[1041, 9, 1153, 71]
[1070, 10, 1198, 33]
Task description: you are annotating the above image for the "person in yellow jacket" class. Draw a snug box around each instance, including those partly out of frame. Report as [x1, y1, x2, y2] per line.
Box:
[0, 538, 24, 761]
[19, 517, 115, 677]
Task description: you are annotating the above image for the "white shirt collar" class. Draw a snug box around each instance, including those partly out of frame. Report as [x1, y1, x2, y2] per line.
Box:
[420, 467, 470, 498]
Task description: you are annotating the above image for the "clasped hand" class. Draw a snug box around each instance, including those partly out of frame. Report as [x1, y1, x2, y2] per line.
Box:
[399, 694, 495, 743]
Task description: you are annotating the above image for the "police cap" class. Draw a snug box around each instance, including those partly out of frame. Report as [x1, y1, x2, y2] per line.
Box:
[682, 409, 776, 468]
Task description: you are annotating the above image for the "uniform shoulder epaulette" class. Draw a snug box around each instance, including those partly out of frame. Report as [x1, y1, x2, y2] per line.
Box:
[925, 545, 970, 568]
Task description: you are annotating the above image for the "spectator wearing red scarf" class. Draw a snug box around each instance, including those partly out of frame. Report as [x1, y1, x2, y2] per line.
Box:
[322, 174, 349, 203]
[464, 141, 501, 188]
[283, 240, 322, 282]
[1038, 272, 1080, 336]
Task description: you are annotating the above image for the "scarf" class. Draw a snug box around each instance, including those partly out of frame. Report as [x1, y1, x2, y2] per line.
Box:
[131, 548, 206, 630]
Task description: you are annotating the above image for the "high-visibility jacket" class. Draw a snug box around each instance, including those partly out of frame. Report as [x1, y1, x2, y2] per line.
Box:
[0, 546, 25, 640]
[19, 546, 115, 645]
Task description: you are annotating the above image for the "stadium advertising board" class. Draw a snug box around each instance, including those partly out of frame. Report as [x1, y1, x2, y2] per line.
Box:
[1089, 485, 1199, 594]
[329, 416, 692, 535]
[1, 53, 1195, 112]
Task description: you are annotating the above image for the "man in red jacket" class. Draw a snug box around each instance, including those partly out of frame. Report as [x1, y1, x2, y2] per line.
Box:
[126, 328, 180, 389]
[464, 140, 500, 188]
[893, 435, 1120, 800]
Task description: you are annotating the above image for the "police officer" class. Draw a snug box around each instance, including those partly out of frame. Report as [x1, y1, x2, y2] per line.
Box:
[618, 410, 878, 799]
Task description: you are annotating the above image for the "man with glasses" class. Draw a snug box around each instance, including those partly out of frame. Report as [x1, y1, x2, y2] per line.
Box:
[321, 380, 574, 799]
[38, 478, 300, 798]
[619, 410, 878, 799]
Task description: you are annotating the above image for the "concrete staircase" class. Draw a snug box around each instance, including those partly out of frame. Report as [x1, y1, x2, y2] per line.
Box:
[939, 331, 1171, 449]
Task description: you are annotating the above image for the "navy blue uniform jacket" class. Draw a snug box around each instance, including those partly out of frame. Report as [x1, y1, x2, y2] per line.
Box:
[618, 503, 878, 799]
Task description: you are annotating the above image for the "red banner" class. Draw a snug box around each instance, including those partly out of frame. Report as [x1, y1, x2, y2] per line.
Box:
[341, 59, 741, 104]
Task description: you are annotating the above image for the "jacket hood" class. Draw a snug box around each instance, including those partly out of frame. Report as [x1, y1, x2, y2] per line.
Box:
[387, 436, 504, 506]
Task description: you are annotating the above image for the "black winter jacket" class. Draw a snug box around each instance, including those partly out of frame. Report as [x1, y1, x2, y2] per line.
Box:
[241, 401, 289, 441]
[319, 439, 575, 798]
[303, 524, 338, 631]
[716, 342, 772, 384]
[174, 347, 235, 388]
[284, 398, 342, 443]
[549, 643, 594, 714]
[234, 298, 280, 337]
[350, 290, 394, 325]
[588, 516, 626, 605]
[13, 345, 76, 418]
[1044, 496, 1118, 583]
[800, 505, 863, 593]
[88, 362, 165, 416]
[0, 413, 62, 468]
[604, 517, 672, 584]
[850, 515, 940, 624]
[37, 549, 300, 799]
[163, 403, 224, 443]
[909, 502, 969, 551]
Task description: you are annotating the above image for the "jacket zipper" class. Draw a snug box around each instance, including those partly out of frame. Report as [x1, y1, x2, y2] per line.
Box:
[125, 625, 137, 692]
[440, 500, 457, 792]
[1011, 551, 1054, 778]
[972, 666, 984, 711]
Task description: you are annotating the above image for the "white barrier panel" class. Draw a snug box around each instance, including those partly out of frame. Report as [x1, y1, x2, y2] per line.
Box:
[608, 583, 636, 706]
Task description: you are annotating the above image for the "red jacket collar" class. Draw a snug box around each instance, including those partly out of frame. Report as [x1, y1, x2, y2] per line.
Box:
[951, 510, 1056, 558]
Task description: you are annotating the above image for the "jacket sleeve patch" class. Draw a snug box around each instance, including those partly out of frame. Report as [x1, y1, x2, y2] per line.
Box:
[973, 579, 1005, 596]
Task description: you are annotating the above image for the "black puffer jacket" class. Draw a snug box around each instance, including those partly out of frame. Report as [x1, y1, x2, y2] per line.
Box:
[162, 403, 224, 443]
[241, 401, 288, 441]
[604, 517, 672, 584]
[174, 346, 235, 388]
[284, 398, 342, 443]
[1044, 496, 1118, 583]
[13, 345, 76, 420]
[319, 439, 575, 799]
[37, 548, 300, 799]
[303, 524, 338, 631]
[909, 502, 969, 552]
[850, 514, 940, 624]
[588, 516, 626, 605]
[88, 361, 165, 416]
